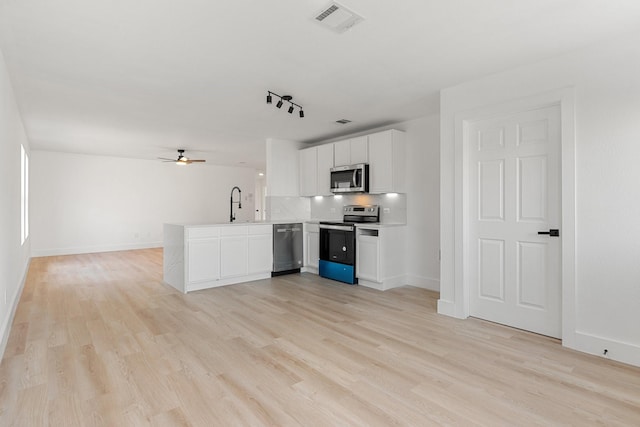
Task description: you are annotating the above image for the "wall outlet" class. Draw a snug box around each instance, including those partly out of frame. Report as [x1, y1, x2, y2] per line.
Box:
[383, 208, 390, 213]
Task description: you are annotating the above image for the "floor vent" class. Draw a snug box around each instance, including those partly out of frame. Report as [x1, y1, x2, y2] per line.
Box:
[313, 2, 364, 33]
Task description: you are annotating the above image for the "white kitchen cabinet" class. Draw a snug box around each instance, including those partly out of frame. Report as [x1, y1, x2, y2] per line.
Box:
[316, 143, 334, 196]
[333, 136, 368, 166]
[164, 223, 274, 293]
[368, 129, 406, 194]
[299, 147, 317, 197]
[299, 144, 334, 197]
[220, 226, 249, 278]
[333, 139, 350, 166]
[248, 225, 273, 274]
[304, 222, 319, 273]
[356, 232, 379, 282]
[349, 136, 368, 164]
[356, 226, 406, 290]
[187, 238, 220, 283]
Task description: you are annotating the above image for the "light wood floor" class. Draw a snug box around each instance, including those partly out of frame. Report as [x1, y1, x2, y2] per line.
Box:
[1, 249, 639, 426]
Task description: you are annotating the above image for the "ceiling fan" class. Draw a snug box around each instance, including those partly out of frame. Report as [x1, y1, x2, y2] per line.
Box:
[158, 149, 206, 165]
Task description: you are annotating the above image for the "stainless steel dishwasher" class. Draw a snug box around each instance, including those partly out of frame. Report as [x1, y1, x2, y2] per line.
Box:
[272, 223, 303, 275]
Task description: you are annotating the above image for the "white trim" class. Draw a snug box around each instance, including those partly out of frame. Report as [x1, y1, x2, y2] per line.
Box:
[405, 275, 440, 292]
[184, 272, 272, 293]
[444, 87, 577, 342]
[0, 258, 30, 360]
[572, 331, 640, 368]
[31, 242, 163, 257]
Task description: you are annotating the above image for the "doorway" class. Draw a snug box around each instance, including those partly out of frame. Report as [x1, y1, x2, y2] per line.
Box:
[468, 105, 561, 338]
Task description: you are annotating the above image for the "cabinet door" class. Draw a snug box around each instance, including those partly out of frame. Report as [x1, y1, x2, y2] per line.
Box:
[350, 136, 368, 164]
[356, 235, 380, 282]
[306, 231, 320, 269]
[248, 234, 272, 274]
[333, 139, 351, 166]
[316, 144, 334, 196]
[187, 238, 220, 283]
[368, 131, 394, 193]
[220, 236, 248, 278]
[299, 147, 317, 197]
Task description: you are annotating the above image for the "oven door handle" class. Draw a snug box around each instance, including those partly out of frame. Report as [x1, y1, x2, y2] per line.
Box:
[319, 224, 354, 231]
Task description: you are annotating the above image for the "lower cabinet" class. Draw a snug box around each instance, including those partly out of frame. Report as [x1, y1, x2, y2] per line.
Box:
[356, 226, 406, 290]
[165, 224, 273, 293]
[303, 223, 319, 273]
[220, 236, 248, 278]
[187, 238, 220, 283]
[356, 232, 379, 282]
[248, 231, 273, 274]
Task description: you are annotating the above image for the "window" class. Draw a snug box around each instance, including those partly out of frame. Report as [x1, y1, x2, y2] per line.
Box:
[21, 144, 29, 244]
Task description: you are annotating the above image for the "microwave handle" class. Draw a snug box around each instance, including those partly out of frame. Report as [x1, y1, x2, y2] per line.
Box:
[352, 169, 357, 187]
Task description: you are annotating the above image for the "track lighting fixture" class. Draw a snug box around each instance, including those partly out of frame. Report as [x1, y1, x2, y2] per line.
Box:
[266, 91, 304, 118]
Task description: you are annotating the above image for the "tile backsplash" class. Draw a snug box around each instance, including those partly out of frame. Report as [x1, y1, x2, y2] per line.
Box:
[265, 194, 407, 224]
[310, 193, 407, 224]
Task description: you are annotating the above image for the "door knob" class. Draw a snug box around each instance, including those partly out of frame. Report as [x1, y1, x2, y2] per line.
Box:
[538, 229, 559, 237]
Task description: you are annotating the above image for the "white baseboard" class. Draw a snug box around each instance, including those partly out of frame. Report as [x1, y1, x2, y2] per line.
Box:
[437, 298, 461, 318]
[569, 331, 640, 368]
[0, 258, 31, 360]
[405, 275, 440, 292]
[31, 241, 163, 257]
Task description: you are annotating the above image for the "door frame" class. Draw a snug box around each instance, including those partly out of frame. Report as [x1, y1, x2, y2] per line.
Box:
[452, 88, 576, 345]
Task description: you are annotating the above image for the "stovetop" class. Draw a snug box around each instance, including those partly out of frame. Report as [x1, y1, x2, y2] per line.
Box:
[320, 204, 380, 226]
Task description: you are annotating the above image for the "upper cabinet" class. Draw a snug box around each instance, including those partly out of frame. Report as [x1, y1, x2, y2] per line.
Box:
[368, 130, 406, 194]
[333, 136, 368, 166]
[299, 144, 335, 197]
[298, 129, 405, 197]
[299, 146, 317, 197]
[316, 143, 334, 196]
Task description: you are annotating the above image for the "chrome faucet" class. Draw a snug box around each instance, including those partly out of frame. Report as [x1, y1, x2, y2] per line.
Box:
[230, 186, 242, 222]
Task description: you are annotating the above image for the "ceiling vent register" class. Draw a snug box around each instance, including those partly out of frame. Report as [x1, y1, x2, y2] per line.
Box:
[314, 2, 364, 33]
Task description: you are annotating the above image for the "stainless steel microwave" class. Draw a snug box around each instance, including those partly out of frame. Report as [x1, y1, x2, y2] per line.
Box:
[330, 163, 369, 193]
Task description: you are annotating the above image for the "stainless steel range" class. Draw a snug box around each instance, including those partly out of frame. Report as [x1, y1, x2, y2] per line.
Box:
[319, 205, 380, 284]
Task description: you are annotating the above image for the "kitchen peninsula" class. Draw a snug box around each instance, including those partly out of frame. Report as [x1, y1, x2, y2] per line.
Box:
[163, 222, 274, 293]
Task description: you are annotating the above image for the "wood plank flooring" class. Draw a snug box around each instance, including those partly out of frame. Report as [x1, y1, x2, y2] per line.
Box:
[1, 248, 639, 426]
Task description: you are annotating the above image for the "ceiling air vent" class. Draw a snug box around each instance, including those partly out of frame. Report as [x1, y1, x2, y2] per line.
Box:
[336, 119, 352, 124]
[313, 2, 364, 33]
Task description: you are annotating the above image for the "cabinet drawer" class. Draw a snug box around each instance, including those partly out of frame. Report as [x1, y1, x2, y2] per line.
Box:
[248, 224, 272, 235]
[187, 227, 220, 239]
[220, 226, 248, 236]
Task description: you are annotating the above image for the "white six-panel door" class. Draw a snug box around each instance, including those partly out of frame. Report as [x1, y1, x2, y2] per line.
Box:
[469, 105, 561, 338]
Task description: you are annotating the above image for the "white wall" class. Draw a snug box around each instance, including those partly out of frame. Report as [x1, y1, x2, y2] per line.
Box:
[0, 48, 30, 357]
[440, 30, 640, 366]
[31, 151, 256, 256]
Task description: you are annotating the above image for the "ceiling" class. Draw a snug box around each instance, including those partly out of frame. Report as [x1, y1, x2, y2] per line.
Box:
[2, 0, 640, 171]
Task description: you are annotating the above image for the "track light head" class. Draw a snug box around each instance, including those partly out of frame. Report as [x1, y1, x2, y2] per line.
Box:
[288, 105, 294, 114]
[266, 93, 272, 104]
[276, 99, 283, 108]
[299, 110, 304, 118]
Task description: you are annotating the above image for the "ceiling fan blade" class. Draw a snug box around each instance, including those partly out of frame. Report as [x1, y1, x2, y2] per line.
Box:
[186, 159, 206, 163]
[158, 157, 176, 161]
